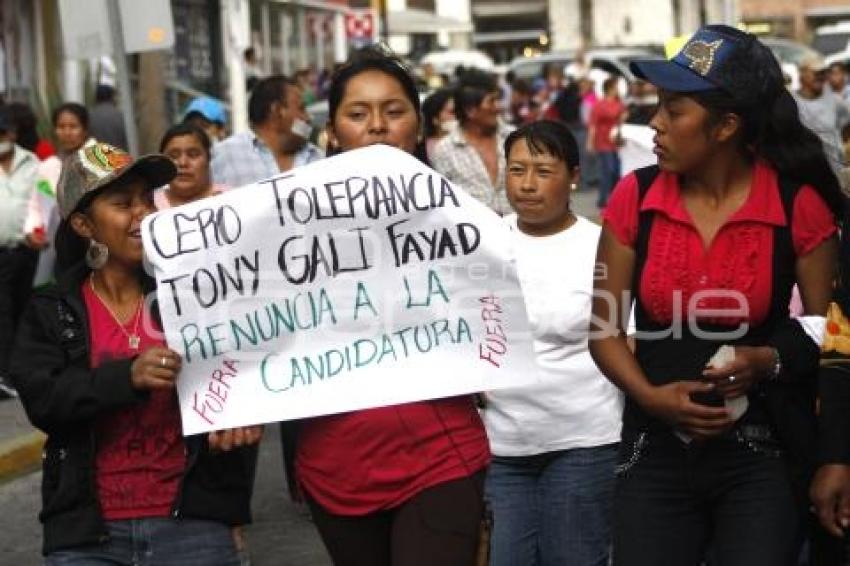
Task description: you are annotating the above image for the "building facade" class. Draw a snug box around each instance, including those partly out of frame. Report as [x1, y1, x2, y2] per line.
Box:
[356, 0, 472, 60]
[550, 0, 736, 51]
[471, 0, 548, 63]
[740, 0, 850, 42]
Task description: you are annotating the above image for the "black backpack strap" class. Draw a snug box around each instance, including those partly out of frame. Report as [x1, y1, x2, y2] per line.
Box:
[767, 174, 801, 322]
[633, 165, 661, 200]
[631, 165, 660, 314]
[633, 165, 660, 259]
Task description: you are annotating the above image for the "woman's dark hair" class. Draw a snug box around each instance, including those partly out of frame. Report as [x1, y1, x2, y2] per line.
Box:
[688, 43, 845, 222]
[159, 122, 211, 158]
[54, 220, 88, 275]
[454, 68, 499, 126]
[247, 75, 298, 125]
[327, 45, 421, 124]
[7, 102, 39, 152]
[422, 87, 454, 139]
[504, 120, 580, 170]
[51, 102, 89, 130]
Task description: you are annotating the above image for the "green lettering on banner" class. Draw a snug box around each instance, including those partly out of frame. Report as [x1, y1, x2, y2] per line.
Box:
[354, 338, 378, 367]
[290, 358, 306, 388]
[413, 326, 433, 353]
[456, 316, 473, 343]
[377, 334, 398, 364]
[325, 348, 349, 377]
[393, 326, 413, 357]
[270, 301, 296, 333]
[430, 318, 451, 346]
[206, 323, 227, 356]
[180, 323, 207, 362]
[353, 282, 378, 320]
[261, 353, 288, 392]
[258, 316, 479, 395]
[316, 288, 338, 325]
[303, 355, 325, 384]
[404, 268, 450, 308]
[230, 316, 258, 349]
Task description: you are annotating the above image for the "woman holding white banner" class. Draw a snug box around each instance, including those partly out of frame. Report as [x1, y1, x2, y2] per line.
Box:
[286, 46, 491, 566]
[482, 119, 623, 566]
[10, 142, 260, 564]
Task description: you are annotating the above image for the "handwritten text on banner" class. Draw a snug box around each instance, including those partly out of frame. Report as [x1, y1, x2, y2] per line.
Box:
[142, 144, 537, 435]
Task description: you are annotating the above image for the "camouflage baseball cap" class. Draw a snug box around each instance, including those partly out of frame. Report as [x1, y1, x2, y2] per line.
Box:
[56, 142, 176, 219]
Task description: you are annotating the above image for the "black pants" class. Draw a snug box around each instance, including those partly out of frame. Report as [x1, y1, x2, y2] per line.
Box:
[0, 244, 37, 375]
[613, 429, 800, 566]
[307, 471, 485, 566]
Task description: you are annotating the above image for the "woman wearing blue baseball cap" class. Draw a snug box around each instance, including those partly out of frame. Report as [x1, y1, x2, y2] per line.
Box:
[589, 24, 845, 565]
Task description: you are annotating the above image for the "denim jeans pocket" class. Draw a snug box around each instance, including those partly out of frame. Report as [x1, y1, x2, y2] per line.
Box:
[614, 431, 649, 477]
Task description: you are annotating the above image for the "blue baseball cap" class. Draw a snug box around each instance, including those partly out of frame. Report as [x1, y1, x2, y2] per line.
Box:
[630, 25, 773, 105]
[183, 96, 227, 125]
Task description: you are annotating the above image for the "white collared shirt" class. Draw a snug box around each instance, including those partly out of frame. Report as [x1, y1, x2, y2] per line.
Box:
[0, 145, 39, 247]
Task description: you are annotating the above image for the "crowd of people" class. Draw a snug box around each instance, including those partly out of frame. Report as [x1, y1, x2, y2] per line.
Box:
[2, 23, 850, 566]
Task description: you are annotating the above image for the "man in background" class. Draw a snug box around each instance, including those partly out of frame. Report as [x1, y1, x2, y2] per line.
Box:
[795, 56, 849, 175]
[211, 75, 321, 189]
[431, 69, 513, 215]
[828, 61, 850, 103]
[88, 85, 128, 151]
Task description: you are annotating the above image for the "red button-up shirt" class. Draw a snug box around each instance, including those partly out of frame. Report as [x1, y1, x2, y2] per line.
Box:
[602, 161, 836, 326]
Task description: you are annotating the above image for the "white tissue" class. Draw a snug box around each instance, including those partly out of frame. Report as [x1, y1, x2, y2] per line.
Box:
[707, 345, 748, 421]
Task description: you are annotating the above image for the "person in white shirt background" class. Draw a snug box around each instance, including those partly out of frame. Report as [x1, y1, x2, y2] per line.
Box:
[0, 105, 44, 399]
[482, 119, 623, 566]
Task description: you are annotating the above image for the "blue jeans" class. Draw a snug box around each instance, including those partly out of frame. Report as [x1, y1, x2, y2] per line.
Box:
[45, 518, 239, 565]
[486, 444, 618, 566]
[597, 151, 621, 208]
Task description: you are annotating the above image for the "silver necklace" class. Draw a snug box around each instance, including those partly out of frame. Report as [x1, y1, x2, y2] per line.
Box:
[89, 275, 143, 349]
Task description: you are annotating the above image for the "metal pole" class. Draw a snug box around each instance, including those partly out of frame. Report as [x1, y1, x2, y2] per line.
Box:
[373, 0, 388, 44]
[316, 16, 325, 71]
[261, 2, 271, 75]
[105, 0, 139, 155]
[724, 0, 737, 26]
[222, 0, 249, 133]
[281, 11, 292, 75]
[297, 7, 308, 69]
[381, 0, 388, 44]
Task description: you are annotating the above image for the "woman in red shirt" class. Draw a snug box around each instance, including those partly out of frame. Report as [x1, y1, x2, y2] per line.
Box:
[290, 46, 490, 566]
[589, 25, 844, 565]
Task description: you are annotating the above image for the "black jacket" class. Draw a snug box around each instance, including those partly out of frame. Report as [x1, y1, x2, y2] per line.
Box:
[9, 262, 253, 555]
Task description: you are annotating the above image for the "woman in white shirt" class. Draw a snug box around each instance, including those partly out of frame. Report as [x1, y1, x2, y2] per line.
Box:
[483, 119, 623, 566]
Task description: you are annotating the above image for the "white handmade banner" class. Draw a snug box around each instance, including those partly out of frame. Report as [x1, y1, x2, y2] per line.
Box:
[142, 144, 537, 435]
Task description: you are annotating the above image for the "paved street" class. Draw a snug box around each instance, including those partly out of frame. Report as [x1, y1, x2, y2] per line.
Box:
[0, 423, 332, 566]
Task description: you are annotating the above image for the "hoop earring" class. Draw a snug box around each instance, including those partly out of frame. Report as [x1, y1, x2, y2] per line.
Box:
[86, 240, 109, 270]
